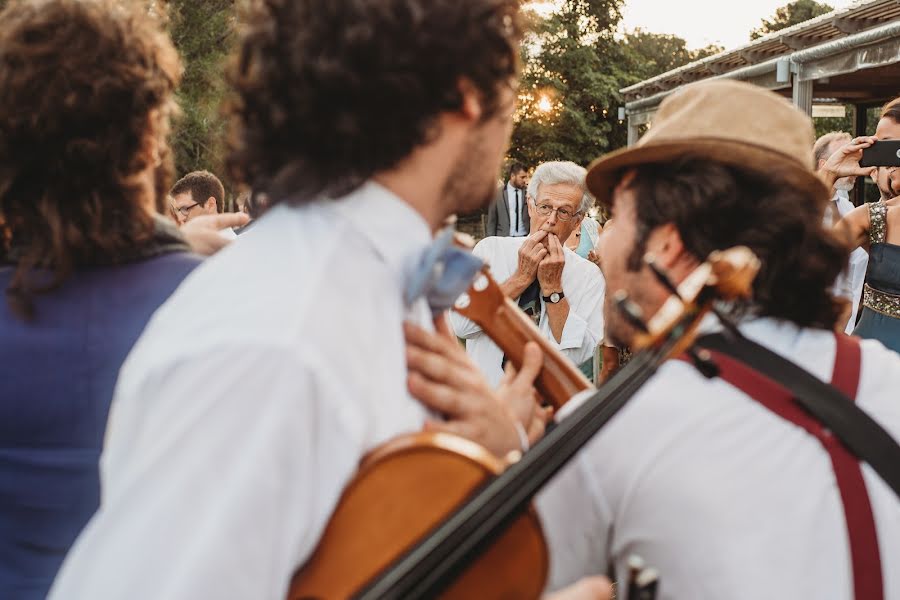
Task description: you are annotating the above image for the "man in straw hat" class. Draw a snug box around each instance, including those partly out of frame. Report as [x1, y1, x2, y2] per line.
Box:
[405, 79, 900, 598]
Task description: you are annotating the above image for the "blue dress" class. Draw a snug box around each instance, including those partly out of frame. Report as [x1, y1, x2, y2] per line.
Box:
[0, 247, 200, 599]
[853, 200, 900, 354]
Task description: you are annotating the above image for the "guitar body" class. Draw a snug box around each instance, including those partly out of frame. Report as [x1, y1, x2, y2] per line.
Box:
[288, 432, 548, 600]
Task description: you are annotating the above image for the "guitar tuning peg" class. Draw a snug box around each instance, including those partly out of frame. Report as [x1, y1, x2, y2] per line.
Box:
[644, 253, 683, 300]
[613, 290, 650, 334]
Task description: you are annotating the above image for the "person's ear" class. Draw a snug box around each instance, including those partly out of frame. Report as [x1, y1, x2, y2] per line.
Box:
[645, 223, 698, 282]
[457, 78, 483, 123]
[205, 197, 217, 212]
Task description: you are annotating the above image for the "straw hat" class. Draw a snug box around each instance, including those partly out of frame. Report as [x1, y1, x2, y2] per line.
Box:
[585, 80, 829, 208]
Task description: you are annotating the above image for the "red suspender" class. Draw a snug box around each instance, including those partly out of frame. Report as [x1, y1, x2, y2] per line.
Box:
[704, 334, 883, 600]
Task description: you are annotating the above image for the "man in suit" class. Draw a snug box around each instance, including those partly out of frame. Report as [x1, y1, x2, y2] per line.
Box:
[486, 162, 530, 237]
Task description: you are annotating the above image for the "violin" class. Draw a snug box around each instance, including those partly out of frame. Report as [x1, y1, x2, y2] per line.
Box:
[288, 247, 760, 600]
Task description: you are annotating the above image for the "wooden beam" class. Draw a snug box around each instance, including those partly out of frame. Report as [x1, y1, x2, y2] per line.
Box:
[739, 50, 767, 64]
[831, 16, 880, 34]
[779, 34, 817, 50]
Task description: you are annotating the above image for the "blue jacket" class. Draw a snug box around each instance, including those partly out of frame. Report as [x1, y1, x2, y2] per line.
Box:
[0, 250, 201, 599]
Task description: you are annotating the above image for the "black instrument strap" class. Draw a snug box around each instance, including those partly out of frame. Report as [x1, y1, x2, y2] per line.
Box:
[697, 332, 900, 500]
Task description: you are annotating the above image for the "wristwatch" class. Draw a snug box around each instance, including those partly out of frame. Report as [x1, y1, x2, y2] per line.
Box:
[541, 291, 565, 304]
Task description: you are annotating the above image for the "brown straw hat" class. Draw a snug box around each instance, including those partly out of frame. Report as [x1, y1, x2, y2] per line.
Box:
[585, 79, 829, 208]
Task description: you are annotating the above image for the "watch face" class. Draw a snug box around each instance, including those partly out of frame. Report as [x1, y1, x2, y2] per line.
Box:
[550, 293, 560, 303]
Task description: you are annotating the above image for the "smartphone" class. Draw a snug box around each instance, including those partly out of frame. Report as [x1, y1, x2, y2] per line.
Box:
[860, 140, 900, 167]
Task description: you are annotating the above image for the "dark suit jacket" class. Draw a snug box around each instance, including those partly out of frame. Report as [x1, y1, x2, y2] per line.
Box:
[486, 184, 529, 237]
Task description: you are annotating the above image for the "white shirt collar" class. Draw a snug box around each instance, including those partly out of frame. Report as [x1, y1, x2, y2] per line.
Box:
[332, 180, 433, 282]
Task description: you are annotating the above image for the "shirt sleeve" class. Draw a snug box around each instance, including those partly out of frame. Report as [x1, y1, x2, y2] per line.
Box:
[51, 346, 364, 600]
[547, 263, 605, 364]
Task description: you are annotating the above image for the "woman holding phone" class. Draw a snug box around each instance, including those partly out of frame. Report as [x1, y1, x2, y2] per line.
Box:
[825, 98, 900, 353]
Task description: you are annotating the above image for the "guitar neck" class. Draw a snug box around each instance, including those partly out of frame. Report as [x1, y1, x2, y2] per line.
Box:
[472, 296, 593, 410]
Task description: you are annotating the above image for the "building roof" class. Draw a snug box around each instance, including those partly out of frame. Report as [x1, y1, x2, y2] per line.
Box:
[621, 0, 900, 109]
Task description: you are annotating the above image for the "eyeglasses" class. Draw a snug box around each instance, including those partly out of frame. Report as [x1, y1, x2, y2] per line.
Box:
[172, 201, 200, 217]
[532, 201, 581, 222]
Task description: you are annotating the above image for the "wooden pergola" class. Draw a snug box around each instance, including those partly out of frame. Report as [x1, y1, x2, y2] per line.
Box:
[621, 0, 900, 145]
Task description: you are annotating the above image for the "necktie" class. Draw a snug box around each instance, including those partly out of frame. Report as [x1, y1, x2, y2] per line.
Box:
[514, 189, 520, 234]
[404, 227, 484, 316]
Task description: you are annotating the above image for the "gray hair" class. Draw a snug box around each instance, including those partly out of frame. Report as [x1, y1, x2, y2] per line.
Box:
[813, 131, 851, 168]
[526, 161, 594, 214]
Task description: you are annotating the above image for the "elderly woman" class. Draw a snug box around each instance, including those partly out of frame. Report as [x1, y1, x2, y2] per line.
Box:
[0, 2, 241, 597]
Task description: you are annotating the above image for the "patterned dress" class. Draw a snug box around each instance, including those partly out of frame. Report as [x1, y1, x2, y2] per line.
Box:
[853, 199, 900, 354]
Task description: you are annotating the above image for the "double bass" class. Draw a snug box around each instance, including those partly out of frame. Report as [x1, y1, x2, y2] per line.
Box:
[289, 247, 760, 599]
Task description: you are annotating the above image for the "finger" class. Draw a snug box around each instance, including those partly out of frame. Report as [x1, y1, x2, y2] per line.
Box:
[432, 313, 456, 341]
[531, 230, 548, 243]
[404, 321, 461, 358]
[839, 140, 875, 155]
[407, 372, 472, 417]
[406, 343, 475, 386]
[526, 404, 552, 444]
[550, 234, 563, 257]
[406, 345, 454, 383]
[420, 418, 479, 444]
[514, 342, 544, 388]
[184, 212, 250, 232]
[544, 576, 613, 600]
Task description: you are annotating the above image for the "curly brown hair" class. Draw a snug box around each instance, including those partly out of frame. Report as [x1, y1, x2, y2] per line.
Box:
[0, 0, 182, 317]
[227, 0, 524, 204]
[626, 159, 848, 329]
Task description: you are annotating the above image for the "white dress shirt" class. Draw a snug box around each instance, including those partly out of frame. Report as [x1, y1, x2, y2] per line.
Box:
[537, 317, 900, 599]
[827, 191, 869, 333]
[507, 182, 528, 237]
[449, 236, 605, 387]
[50, 182, 434, 600]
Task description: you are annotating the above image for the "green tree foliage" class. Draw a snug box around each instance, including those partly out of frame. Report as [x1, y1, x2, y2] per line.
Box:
[509, 3, 720, 169]
[621, 29, 722, 81]
[164, 0, 236, 199]
[750, 0, 833, 40]
[509, 0, 628, 167]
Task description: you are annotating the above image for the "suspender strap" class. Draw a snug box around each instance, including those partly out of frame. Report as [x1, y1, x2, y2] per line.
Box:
[827, 335, 883, 600]
[701, 334, 882, 600]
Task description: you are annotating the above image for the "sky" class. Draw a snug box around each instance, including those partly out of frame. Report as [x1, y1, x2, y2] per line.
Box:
[621, 0, 854, 50]
[527, 0, 855, 50]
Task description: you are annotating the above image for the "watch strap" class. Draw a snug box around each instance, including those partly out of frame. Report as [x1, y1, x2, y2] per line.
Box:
[541, 291, 565, 303]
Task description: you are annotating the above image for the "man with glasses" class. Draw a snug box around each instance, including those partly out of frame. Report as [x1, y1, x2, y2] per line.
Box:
[451, 161, 605, 386]
[170, 170, 237, 239]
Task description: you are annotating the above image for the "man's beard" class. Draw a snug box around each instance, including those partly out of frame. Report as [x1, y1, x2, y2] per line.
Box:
[440, 128, 497, 216]
[833, 177, 855, 192]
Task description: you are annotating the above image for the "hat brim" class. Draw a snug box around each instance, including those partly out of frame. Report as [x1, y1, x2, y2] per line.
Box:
[586, 138, 829, 209]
